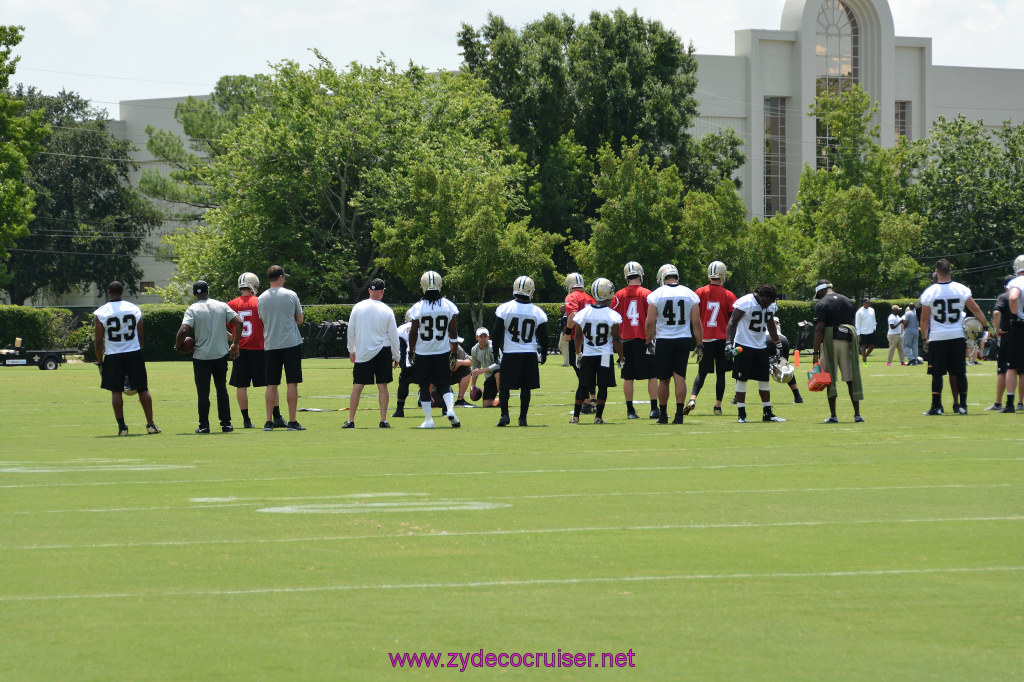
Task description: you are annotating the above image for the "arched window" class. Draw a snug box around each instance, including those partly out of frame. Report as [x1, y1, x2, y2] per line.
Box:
[815, 0, 859, 167]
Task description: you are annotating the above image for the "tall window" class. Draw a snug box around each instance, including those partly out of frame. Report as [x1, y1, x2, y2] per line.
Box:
[815, 0, 859, 168]
[895, 101, 912, 142]
[764, 97, 788, 216]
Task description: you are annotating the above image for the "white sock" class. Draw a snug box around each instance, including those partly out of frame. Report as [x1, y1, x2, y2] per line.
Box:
[421, 401, 433, 421]
[443, 393, 458, 421]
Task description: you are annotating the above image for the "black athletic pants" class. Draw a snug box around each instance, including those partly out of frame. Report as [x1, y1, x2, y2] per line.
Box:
[193, 355, 231, 428]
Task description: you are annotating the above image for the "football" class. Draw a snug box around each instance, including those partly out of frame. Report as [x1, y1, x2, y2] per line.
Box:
[470, 386, 483, 402]
[181, 337, 195, 353]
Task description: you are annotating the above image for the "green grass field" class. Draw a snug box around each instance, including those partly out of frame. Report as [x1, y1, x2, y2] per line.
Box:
[2, 358, 1022, 681]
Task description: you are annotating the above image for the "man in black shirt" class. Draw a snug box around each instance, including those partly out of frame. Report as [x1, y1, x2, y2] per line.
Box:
[812, 279, 864, 423]
[989, 275, 1022, 411]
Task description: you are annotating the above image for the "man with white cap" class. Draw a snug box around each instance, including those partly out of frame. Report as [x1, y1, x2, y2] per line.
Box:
[470, 327, 500, 407]
[1000, 255, 1024, 412]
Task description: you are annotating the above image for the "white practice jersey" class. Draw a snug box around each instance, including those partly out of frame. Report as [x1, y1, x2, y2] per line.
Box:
[93, 300, 143, 355]
[408, 298, 459, 356]
[573, 304, 622, 357]
[646, 284, 700, 339]
[495, 299, 548, 354]
[732, 293, 777, 349]
[1008, 275, 1024, 321]
[920, 281, 973, 341]
[397, 322, 412, 369]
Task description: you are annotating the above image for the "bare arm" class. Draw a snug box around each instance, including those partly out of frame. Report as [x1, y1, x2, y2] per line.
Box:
[93, 318, 105, 364]
[920, 305, 931, 341]
[725, 308, 744, 346]
[690, 304, 702, 346]
[965, 298, 988, 329]
[644, 303, 657, 342]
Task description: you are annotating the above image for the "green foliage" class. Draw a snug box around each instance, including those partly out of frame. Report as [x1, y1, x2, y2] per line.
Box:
[0, 304, 73, 349]
[3, 87, 161, 305]
[0, 25, 47, 262]
[909, 115, 1024, 290]
[571, 140, 746, 287]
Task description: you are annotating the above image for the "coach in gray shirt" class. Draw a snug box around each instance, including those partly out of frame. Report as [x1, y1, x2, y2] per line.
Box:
[257, 265, 305, 431]
[176, 280, 242, 433]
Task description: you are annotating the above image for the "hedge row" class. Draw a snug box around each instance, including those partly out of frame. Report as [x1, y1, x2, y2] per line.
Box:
[0, 297, 928, 361]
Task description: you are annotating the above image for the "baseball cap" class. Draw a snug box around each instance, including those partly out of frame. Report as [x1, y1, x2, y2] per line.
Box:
[476, 327, 489, 336]
[368, 278, 386, 290]
[192, 280, 209, 295]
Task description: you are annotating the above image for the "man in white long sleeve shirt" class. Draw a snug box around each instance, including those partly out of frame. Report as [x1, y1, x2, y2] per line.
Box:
[344, 278, 400, 429]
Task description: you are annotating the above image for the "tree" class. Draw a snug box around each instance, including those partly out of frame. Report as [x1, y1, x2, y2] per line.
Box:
[2, 88, 161, 305]
[569, 140, 746, 286]
[459, 9, 745, 281]
[0, 26, 47, 278]
[909, 115, 1022, 291]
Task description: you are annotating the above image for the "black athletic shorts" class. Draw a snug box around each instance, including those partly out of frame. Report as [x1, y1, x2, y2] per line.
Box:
[480, 373, 499, 401]
[230, 348, 267, 388]
[996, 330, 1013, 375]
[926, 337, 967, 377]
[353, 347, 394, 385]
[265, 344, 303, 385]
[620, 338, 654, 380]
[100, 350, 148, 393]
[654, 337, 691, 380]
[578, 355, 617, 391]
[1008, 323, 1024, 372]
[415, 352, 451, 392]
[859, 331, 875, 347]
[732, 345, 770, 382]
[698, 339, 727, 375]
[499, 352, 540, 390]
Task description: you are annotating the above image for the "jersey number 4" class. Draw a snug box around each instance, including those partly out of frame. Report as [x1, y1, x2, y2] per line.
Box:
[105, 315, 137, 342]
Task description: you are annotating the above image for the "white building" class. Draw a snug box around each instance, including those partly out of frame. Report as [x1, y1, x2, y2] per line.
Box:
[26, 0, 1024, 306]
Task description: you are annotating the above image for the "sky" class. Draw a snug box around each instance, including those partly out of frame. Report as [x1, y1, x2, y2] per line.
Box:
[2, 0, 1023, 118]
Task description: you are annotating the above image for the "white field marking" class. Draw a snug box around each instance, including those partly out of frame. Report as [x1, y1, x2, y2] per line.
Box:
[3, 458, 1022, 491]
[7, 484, 1013, 516]
[2, 566, 1022, 603]
[0, 463, 193, 473]
[257, 501, 511, 514]
[7, 515, 1023, 551]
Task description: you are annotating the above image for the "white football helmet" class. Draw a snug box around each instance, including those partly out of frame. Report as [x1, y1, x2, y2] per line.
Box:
[770, 356, 795, 384]
[513, 275, 536, 299]
[420, 270, 442, 293]
[591, 277, 615, 302]
[656, 264, 679, 286]
[1014, 254, 1024, 274]
[238, 271, 260, 293]
[707, 261, 728, 282]
[623, 261, 644, 283]
[964, 317, 984, 340]
[564, 272, 585, 292]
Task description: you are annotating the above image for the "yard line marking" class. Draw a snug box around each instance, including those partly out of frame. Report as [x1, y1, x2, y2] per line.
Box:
[7, 515, 1022, 551]
[2, 566, 1022, 602]
[0, 464, 193, 473]
[3, 483, 1014, 515]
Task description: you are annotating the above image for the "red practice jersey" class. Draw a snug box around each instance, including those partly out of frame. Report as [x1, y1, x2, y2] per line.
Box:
[564, 289, 595, 339]
[227, 294, 265, 351]
[695, 283, 737, 341]
[612, 284, 653, 340]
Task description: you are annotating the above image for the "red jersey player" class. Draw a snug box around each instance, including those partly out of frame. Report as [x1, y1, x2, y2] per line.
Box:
[612, 261, 659, 419]
[686, 260, 737, 416]
[563, 272, 596, 413]
[227, 272, 282, 428]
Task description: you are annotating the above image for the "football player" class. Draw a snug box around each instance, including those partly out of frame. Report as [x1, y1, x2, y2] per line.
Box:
[407, 270, 461, 428]
[493, 276, 549, 426]
[563, 272, 597, 413]
[612, 261, 659, 420]
[725, 284, 785, 423]
[92, 281, 160, 436]
[920, 259, 988, 415]
[391, 311, 414, 418]
[227, 272, 284, 429]
[687, 260, 737, 416]
[645, 264, 701, 424]
[569, 278, 623, 423]
[1000, 257, 1024, 412]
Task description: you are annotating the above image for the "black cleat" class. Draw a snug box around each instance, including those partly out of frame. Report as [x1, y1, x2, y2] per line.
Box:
[823, 416, 839, 424]
[379, 421, 391, 429]
[793, 394, 804, 404]
[854, 415, 866, 423]
[683, 399, 696, 416]
[657, 416, 669, 425]
[263, 421, 274, 431]
[594, 417, 606, 424]
[221, 425, 233, 432]
[341, 421, 355, 429]
[242, 420, 254, 429]
[273, 416, 288, 429]
[518, 417, 528, 427]
[672, 414, 685, 424]
[626, 411, 639, 420]
[146, 424, 161, 434]
[649, 409, 660, 419]
[392, 408, 405, 418]
[922, 407, 944, 416]
[195, 426, 211, 434]
[954, 406, 968, 415]
[998, 404, 1015, 413]
[763, 414, 787, 422]
[497, 415, 510, 427]
[286, 421, 306, 431]
[713, 406, 723, 416]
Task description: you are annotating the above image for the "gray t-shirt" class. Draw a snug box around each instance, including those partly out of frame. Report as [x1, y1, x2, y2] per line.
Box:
[257, 287, 303, 350]
[183, 298, 237, 361]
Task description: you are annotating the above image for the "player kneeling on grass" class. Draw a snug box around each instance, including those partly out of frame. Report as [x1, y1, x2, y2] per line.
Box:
[725, 284, 786, 423]
[493, 276, 548, 427]
[568, 278, 623, 424]
[408, 271, 461, 429]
